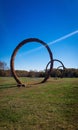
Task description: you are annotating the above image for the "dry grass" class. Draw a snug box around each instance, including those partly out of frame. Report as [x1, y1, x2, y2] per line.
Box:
[0, 77, 78, 130]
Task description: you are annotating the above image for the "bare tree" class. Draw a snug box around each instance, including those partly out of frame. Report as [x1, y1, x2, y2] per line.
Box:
[0, 61, 8, 70]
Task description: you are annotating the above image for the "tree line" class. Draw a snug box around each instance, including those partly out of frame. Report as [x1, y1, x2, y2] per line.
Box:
[0, 61, 78, 77]
[0, 69, 78, 78]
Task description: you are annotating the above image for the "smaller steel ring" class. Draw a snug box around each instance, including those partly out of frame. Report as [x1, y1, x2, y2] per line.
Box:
[45, 59, 65, 75]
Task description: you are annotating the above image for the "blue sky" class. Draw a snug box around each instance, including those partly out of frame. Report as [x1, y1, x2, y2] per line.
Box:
[0, 0, 78, 71]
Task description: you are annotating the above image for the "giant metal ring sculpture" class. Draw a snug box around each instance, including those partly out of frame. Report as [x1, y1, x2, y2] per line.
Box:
[10, 38, 53, 87]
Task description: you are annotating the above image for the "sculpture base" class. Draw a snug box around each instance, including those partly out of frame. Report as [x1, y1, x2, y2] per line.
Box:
[17, 84, 26, 87]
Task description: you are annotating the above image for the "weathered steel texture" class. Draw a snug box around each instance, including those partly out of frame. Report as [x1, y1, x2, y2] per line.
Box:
[10, 38, 53, 87]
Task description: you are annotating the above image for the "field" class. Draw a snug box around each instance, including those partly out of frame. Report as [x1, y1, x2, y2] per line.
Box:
[0, 77, 78, 130]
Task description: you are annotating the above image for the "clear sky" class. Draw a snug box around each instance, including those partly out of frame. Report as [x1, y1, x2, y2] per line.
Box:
[0, 0, 78, 71]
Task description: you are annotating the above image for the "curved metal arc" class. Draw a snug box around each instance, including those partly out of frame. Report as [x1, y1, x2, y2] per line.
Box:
[45, 59, 66, 76]
[53, 59, 65, 70]
[57, 66, 63, 69]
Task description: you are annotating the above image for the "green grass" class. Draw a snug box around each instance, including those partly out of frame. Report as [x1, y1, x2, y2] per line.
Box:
[0, 77, 78, 130]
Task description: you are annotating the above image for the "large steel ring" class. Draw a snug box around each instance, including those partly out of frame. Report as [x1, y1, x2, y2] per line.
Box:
[10, 38, 53, 87]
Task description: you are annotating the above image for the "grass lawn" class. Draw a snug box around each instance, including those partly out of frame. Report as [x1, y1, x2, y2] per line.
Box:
[0, 77, 78, 130]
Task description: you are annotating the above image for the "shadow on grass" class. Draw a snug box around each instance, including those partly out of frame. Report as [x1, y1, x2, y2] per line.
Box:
[0, 84, 17, 89]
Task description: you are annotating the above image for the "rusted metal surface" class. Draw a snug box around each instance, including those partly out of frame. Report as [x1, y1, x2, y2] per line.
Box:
[10, 38, 53, 87]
